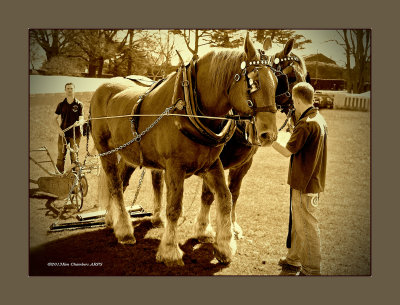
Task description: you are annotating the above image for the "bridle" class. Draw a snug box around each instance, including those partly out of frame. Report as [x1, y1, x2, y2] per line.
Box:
[230, 49, 303, 119]
[260, 49, 304, 113]
[267, 51, 309, 129]
[230, 59, 279, 118]
[231, 50, 305, 143]
[229, 57, 289, 146]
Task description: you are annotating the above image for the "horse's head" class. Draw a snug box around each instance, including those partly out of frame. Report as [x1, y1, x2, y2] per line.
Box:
[270, 38, 308, 117]
[226, 32, 279, 147]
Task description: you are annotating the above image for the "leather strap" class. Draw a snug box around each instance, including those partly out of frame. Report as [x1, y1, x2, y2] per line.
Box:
[175, 57, 236, 146]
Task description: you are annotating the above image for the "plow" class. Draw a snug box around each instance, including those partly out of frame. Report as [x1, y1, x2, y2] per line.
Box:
[30, 142, 151, 232]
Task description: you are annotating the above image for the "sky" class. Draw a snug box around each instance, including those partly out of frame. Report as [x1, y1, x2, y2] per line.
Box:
[30, 30, 351, 94]
[30, 29, 349, 71]
[172, 30, 347, 67]
[295, 30, 346, 65]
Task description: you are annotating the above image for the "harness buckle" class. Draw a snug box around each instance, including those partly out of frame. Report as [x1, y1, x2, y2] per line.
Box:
[182, 80, 189, 87]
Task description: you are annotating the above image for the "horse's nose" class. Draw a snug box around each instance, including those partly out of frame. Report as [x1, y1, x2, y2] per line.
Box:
[259, 132, 277, 146]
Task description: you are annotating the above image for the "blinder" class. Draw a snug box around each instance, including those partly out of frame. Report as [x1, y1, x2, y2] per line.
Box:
[258, 50, 304, 115]
[274, 70, 291, 104]
[231, 49, 303, 118]
[233, 61, 278, 116]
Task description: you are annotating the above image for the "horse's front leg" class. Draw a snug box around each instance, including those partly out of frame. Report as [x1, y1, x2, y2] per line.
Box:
[156, 161, 185, 267]
[203, 159, 237, 264]
[228, 158, 254, 240]
[194, 181, 216, 243]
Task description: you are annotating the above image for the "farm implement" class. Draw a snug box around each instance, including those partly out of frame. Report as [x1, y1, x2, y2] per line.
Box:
[30, 127, 151, 232]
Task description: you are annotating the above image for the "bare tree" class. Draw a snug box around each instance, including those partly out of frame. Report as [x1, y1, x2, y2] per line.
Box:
[30, 30, 72, 62]
[127, 30, 135, 75]
[335, 29, 371, 93]
[29, 36, 43, 70]
[67, 30, 128, 77]
[170, 29, 202, 56]
[145, 30, 176, 80]
[202, 30, 243, 48]
[170, 29, 242, 57]
[251, 30, 311, 49]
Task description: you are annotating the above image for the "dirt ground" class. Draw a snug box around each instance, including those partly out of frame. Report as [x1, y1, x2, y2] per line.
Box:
[29, 91, 370, 276]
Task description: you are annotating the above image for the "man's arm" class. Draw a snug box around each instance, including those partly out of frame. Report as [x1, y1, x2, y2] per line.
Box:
[272, 141, 292, 158]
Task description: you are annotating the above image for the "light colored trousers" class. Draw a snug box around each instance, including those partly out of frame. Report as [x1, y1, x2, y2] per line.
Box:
[285, 189, 321, 275]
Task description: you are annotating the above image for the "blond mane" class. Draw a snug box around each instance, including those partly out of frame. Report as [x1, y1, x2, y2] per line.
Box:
[202, 49, 246, 98]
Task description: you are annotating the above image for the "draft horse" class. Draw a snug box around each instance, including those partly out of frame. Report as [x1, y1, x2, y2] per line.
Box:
[212, 38, 309, 239]
[90, 33, 279, 266]
[130, 38, 309, 241]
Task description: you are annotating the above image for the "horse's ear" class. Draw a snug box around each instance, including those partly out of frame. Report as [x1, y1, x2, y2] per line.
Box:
[284, 39, 295, 56]
[263, 37, 272, 51]
[244, 32, 257, 59]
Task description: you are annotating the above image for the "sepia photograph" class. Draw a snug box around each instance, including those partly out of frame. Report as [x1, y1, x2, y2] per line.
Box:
[28, 29, 371, 276]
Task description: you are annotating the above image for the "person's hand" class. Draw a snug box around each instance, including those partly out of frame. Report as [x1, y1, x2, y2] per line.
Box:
[58, 128, 65, 137]
[73, 118, 85, 127]
[276, 131, 291, 146]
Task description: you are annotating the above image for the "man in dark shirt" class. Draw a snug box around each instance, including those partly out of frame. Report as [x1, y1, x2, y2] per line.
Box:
[272, 82, 328, 276]
[53, 83, 84, 173]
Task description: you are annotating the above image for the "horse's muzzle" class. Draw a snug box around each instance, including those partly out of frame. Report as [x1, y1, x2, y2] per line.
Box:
[259, 131, 277, 147]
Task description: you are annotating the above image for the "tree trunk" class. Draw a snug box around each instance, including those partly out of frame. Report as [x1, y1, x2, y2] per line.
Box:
[97, 57, 104, 77]
[88, 62, 97, 77]
[127, 30, 134, 75]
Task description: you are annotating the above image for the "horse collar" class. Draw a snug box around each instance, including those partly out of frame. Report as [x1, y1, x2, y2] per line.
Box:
[175, 57, 236, 147]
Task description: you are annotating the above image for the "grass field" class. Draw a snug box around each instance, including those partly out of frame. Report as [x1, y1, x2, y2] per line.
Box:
[29, 91, 370, 276]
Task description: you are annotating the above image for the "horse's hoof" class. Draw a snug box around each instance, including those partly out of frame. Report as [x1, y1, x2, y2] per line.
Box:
[213, 249, 232, 265]
[156, 255, 184, 267]
[165, 259, 184, 267]
[213, 242, 235, 265]
[118, 235, 136, 245]
[151, 217, 164, 228]
[194, 224, 215, 243]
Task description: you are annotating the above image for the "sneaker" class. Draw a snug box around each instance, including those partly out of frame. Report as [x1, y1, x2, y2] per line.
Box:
[296, 270, 321, 276]
[278, 257, 301, 271]
[279, 268, 298, 276]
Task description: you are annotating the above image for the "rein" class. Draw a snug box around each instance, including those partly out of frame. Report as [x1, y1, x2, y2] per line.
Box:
[84, 51, 301, 154]
[232, 50, 304, 145]
[232, 60, 279, 116]
[87, 113, 250, 122]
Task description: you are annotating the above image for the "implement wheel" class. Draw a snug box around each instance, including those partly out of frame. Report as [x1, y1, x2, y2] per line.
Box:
[69, 175, 88, 211]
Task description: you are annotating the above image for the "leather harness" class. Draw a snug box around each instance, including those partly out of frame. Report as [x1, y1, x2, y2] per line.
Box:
[126, 51, 294, 149]
[177, 57, 237, 146]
